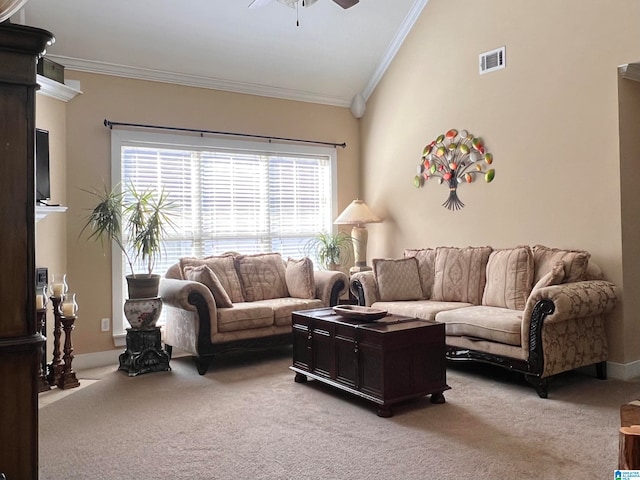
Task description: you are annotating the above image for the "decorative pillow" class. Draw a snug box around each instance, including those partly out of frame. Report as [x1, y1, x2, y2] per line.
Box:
[285, 257, 315, 299]
[532, 245, 590, 284]
[373, 257, 423, 302]
[528, 261, 565, 299]
[482, 246, 534, 310]
[583, 261, 604, 281]
[235, 253, 288, 302]
[165, 263, 182, 280]
[432, 246, 492, 305]
[183, 265, 233, 308]
[179, 254, 244, 303]
[404, 248, 436, 299]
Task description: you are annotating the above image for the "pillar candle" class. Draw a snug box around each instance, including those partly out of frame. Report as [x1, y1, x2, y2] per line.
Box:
[35, 294, 44, 310]
[62, 302, 76, 317]
[52, 282, 64, 297]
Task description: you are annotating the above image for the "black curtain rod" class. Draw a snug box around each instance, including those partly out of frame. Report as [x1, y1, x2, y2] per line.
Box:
[103, 119, 346, 149]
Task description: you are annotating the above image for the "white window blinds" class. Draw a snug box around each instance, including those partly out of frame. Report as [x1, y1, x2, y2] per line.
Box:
[111, 130, 336, 338]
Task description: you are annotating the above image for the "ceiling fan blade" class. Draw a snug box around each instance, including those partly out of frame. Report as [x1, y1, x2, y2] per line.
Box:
[248, 0, 274, 8]
[332, 0, 359, 8]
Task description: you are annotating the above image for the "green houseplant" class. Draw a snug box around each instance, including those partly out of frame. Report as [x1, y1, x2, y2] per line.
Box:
[80, 184, 175, 298]
[305, 231, 353, 270]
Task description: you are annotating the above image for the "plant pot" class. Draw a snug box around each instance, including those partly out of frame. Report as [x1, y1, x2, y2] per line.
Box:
[123, 297, 163, 329]
[126, 274, 160, 299]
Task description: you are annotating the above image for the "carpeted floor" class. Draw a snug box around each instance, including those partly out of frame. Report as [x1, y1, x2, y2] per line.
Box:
[39, 347, 640, 480]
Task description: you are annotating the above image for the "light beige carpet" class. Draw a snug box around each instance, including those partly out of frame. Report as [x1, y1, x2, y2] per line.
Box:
[39, 348, 640, 480]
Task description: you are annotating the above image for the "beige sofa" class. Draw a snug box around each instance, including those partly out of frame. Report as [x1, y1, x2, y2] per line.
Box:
[350, 245, 620, 397]
[160, 252, 348, 374]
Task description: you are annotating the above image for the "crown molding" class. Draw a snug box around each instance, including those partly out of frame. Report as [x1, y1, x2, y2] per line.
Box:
[360, 0, 429, 101]
[44, 0, 428, 110]
[47, 55, 352, 108]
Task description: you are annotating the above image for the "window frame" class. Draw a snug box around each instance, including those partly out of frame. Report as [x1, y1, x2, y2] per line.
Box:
[109, 129, 339, 345]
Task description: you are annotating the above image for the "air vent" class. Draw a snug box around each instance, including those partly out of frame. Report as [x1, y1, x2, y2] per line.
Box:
[479, 46, 506, 75]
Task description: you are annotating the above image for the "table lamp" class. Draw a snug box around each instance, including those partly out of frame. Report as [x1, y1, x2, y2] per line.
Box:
[334, 199, 381, 274]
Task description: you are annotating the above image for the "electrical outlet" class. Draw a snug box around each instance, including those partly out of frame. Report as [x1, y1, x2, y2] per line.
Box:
[101, 318, 110, 332]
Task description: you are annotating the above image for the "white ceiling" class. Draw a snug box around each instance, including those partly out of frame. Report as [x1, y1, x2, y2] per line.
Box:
[16, 0, 427, 109]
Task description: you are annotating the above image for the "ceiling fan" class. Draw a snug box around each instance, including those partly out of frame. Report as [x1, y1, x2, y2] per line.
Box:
[249, 0, 359, 10]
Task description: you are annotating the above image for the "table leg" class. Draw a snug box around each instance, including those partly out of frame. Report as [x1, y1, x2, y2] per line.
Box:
[430, 392, 446, 404]
[377, 406, 393, 418]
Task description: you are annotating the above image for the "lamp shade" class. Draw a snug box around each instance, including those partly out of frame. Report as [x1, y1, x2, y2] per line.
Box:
[334, 199, 381, 226]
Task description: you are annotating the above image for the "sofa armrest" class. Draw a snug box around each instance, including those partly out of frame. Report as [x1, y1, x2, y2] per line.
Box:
[159, 277, 219, 354]
[159, 278, 217, 316]
[350, 271, 379, 307]
[525, 280, 619, 325]
[314, 270, 348, 306]
[521, 279, 620, 362]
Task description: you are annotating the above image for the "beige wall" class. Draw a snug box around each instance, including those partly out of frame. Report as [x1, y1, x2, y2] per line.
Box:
[35, 94, 67, 363]
[62, 72, 360, 354]
[38, 0, 640, 367]
[360, 0, 640, 364]
[619, 75, 640, 366]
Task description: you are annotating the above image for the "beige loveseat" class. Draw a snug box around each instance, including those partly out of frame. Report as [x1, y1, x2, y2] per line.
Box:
[160, 252, 348, 374]
[350, 245, 620, 397]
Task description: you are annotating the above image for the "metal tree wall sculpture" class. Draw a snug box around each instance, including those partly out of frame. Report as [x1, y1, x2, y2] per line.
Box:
[414, 129, 495, 210]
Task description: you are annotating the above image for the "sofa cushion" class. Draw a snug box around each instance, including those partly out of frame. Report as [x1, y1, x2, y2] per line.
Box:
[532, 245, 590, 284]
[235, 253, 288, 302]
[372, 300, 473, 322]
[180, 254, 244, 303]
[165, 263, 182, 280]
[285, 257, 315, 299]
[482, 246, 534, 310]
[432, 246, 492, 305]
[373, 257, 423, 301]
[435, 305, 522, 346]
[584, 261, 604, 281]
[253, 297, 324, 326]
[183, 265, 233, 308]
[404, 248, 436, 299]
[528, 261, 565, 301]
[216, 303, 274, 333]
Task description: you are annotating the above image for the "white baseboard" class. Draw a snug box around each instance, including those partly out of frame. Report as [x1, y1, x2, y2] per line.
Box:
[606, 360, 640, 381]
[72, 350, 640, 382]
[73, 348, 190, 372]
[73, 349, 121, 371]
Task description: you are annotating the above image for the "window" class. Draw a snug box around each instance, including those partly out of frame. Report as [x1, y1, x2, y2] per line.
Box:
[110, 130, 337, 343]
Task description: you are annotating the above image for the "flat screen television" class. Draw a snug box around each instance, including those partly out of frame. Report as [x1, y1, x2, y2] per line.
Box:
[35, 128, 50, 204]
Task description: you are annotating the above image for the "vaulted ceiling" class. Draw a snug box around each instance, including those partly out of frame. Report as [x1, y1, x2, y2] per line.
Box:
[17, 0, 427, 112]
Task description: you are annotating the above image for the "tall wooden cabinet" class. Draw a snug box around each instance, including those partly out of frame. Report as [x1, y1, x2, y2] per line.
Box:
[0, 21, 53, 479]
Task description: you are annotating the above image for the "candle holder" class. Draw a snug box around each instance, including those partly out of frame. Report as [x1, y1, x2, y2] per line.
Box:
[57, 313, 80, 390]
[36, 287, 50, 393]
[46, 295, 64, 387]
[49, 273, 68, 299]
[62, 293, 78, 317]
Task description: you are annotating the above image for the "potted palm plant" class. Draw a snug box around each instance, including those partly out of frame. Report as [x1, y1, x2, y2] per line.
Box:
[305, 231, 353, 270]
[80, 183, 175, 299]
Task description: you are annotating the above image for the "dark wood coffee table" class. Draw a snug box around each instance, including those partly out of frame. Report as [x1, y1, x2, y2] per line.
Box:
[290, 307, 449, 417]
